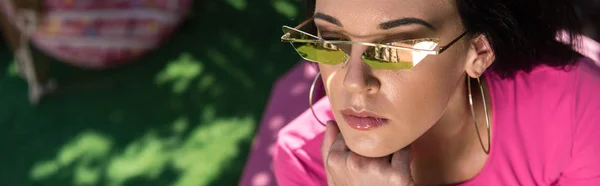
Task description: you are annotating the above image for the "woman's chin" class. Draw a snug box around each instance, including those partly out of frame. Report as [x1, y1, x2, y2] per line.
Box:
[346, 134, 411, 158]
[346, 140, 407, 158]
[340, 124, 415, 158]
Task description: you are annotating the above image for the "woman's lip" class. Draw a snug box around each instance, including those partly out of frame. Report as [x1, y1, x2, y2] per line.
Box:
[341, 109, 389, 131]
[341, 109, 387, 118]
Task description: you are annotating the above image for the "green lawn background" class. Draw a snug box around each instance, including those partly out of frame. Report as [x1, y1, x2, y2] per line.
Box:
[0, 1, 305, 185]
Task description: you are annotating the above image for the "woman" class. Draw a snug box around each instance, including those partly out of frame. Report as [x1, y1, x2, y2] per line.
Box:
[274, 0, 600, 185]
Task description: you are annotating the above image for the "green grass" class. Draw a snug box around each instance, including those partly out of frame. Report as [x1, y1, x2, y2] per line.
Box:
[0, 1, 305, 185]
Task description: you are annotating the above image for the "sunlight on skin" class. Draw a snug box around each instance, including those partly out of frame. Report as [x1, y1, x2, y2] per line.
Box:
[225, 0, 247, 11]
[155, 53, 204, 94]
[325, 70, 337, 95]
[272, 0, 297, 19]
[29, 116, 255, 186]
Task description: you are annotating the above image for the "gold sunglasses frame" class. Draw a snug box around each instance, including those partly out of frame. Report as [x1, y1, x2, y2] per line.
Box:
[281, 17, 469, 57]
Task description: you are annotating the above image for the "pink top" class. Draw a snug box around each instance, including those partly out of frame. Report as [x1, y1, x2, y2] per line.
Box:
[273, 58, 600, 186]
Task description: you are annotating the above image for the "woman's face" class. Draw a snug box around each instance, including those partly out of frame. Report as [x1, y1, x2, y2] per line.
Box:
[316, 0, 472, 157]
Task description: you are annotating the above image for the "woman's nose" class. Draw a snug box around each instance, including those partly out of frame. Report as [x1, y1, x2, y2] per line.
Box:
[342, 47, 381, 94]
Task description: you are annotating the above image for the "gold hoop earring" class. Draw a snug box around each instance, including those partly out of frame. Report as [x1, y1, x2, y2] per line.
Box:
[309, 72, 326, 126]
[467, 75, 491, 154]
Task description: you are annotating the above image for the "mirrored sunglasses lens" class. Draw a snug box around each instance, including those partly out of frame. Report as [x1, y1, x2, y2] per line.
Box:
[363, 40, 438, 69]
[282, 27, 347, 65]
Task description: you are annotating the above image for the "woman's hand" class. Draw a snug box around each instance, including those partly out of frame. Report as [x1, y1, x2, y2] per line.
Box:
[321, 120, 414, 186]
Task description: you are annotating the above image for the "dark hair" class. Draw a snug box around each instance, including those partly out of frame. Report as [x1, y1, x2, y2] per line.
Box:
[574, 0, 600, 40]
[305, 0, 583, 78]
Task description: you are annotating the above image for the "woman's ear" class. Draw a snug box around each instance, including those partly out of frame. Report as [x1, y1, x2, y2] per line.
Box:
[465, 35, 495, 78]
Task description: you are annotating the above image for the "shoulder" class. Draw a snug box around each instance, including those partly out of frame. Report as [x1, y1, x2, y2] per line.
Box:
[518, 57, 599, 86]
[572, 57, 600, 88]
[479, 58, 600, 184]
[555, 58, 600, 185]
[570, 58, 600, 126]
[484, 57, 600, 142]
[487, 57, 600, 102]
[485, 57, 600, 139]
[529, 57, 600, 103]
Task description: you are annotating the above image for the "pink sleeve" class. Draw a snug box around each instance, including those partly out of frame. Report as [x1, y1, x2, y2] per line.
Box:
[273, 143, 313, 186]
[557, 60, 600, 185]
[273, 97, 331, 186]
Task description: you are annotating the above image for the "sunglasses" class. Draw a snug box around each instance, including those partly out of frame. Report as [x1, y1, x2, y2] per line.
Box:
[281, 17, 469, 69]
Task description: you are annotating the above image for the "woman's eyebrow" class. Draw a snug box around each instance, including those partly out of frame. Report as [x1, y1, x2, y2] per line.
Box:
[378, 17, 436, 31]
[313, 12, 435, 31]
[314, 12, 343, 27]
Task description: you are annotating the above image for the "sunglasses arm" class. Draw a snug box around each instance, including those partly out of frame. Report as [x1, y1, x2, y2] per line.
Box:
[437, 31, 469, 54]
[295, 17, 315, 30]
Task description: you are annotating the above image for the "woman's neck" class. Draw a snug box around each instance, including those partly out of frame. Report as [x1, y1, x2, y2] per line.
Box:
[410, 75, 492, 185]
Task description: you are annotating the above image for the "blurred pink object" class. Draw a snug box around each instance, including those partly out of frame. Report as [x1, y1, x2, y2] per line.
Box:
[1, 0, 191, 69]
[239, 61, 325, 186]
